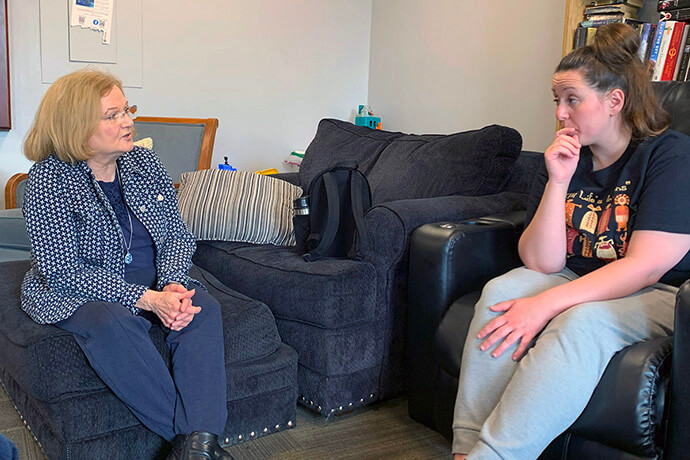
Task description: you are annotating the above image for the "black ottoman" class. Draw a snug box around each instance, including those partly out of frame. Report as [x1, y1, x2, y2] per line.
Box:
[0, 260, 298, 460]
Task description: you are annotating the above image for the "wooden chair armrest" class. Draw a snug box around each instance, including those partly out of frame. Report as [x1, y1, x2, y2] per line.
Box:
[5, 173, 28, 209]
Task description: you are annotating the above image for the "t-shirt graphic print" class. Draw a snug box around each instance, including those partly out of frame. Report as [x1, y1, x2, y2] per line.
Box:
[525, 130, 690, 284]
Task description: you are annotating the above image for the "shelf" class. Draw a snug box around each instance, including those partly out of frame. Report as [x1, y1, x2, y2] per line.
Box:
[562, 0, 660, 55]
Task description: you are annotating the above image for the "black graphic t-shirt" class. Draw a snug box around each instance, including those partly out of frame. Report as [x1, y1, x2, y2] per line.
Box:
[525, 130, 690, 286]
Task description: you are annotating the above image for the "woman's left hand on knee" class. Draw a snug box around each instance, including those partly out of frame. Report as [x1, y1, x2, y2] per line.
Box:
[478, 296, 555, 360]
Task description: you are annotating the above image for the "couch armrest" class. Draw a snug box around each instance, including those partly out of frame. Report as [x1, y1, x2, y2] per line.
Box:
[568, 337, 672, 458]
[667, 280, 690, 458]
[407, 211, 524, 331]
[363, 192, 527, 268]
[406, 211, 524, 427]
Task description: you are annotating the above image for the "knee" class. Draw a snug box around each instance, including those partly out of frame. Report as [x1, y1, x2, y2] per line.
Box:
[192, 291, 222, 323]
[475, 268, 531, 314]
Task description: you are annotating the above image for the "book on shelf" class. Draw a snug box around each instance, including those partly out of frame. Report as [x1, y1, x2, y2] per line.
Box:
[661, 22, 688, 80]
[623, 18, 645, 28]
[672, 24, 690, 79]
[584, 13, 626, 22]
[595, 0, 643, 6]
[586, 12, 629, 20]
[580, 17, 644, 28]
[644, 23, 658, 62]
[573, 26, 588, 49]
[638, 22, 654, 60]
[585, 4, 640, 15]
[675, 27, 690, 80]
[661, 7, 690, 19]
[649, 21, 668, 69]
[652, 21, 676, 80]
[587, 27, 598, 45]
[581, 18, 628, 27]
[658, 0, 690, 11]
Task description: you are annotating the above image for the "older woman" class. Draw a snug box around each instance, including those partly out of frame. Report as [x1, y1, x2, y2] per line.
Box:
[21, 69, 232, 460]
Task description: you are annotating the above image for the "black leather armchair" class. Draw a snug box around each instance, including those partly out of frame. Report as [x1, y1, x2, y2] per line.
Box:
[406, 81, 690, 460]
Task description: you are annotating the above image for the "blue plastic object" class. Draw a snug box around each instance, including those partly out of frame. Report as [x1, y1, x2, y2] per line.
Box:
[355, 104, 381, 129]
[355, 116, 380, 129]
[219, 156, 236, 171]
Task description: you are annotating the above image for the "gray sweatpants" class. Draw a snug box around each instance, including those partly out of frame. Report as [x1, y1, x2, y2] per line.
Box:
[452, 266, 677, 460]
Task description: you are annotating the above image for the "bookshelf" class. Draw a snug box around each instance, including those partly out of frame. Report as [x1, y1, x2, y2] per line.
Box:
[564, 0, 588, 57]
[562, 0, 660, 55]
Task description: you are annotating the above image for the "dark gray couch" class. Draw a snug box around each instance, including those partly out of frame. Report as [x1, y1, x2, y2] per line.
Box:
[0, 260, 298, 459]
[192, 118, 533, 416]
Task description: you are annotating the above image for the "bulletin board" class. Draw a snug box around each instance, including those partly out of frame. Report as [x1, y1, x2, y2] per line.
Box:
[0, 0, 10, 130]
[39, 0, 143, 87]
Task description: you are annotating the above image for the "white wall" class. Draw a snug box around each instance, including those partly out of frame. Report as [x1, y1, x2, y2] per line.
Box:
[1, 0, 567, 210]
[368, 0, 566, 152]
[0, 0, 373, 208]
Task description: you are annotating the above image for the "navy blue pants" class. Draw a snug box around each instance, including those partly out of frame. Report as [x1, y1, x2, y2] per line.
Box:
[56, 284, 228, 441]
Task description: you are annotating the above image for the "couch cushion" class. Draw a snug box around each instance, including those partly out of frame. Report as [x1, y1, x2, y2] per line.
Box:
[178, 169, 302, 246]
[366, 124, 523, 204]
[193, 241, 378, 329]
[299, 119, 404, 189]
[190, 265, 283, 364]
[0, 260, 283, 402]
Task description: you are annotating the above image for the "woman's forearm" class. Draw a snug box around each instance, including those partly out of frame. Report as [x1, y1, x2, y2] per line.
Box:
[519, 180, 570, 273]
[535, 256, 667, 319]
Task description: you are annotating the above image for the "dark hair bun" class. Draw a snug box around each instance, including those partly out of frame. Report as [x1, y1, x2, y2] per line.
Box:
[592, 23, 640, 66]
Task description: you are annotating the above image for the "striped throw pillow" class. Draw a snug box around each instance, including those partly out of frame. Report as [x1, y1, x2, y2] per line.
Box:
[177, 169, 302, 246]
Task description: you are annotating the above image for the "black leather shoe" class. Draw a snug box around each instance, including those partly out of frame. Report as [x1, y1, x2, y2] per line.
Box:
[167, 431, 233, 460]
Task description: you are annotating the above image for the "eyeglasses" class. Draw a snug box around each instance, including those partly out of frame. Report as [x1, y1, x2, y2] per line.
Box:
[102, 105, 138, 124]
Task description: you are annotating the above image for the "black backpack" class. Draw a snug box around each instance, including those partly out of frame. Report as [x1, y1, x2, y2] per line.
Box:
[293, 162, 372, 262]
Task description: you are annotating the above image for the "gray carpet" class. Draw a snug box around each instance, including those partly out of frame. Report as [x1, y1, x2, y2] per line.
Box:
[0, 385, 43, 460]
[0, 384, 451, 459]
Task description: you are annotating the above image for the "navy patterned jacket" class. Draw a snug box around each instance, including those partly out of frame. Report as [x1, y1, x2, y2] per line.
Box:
[21, 146, 198, 324]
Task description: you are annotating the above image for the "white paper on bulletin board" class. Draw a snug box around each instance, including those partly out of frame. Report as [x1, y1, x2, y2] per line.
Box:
[39, 0, 142, 87]
[69, 0, 117, 64]
[70, 0, 114, 45]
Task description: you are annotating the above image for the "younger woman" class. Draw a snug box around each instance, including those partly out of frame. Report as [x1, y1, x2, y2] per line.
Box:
[452, 23, 690, 459]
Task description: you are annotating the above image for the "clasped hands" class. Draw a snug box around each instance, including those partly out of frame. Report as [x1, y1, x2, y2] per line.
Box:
[137, 284, 201, 331]
[477, 295, 555, 361]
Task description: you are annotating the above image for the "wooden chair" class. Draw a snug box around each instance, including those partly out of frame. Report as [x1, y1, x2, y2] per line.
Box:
[4, 172, 27, 209]
[3, 116, 219, 209]
[133, 116, 219, 188]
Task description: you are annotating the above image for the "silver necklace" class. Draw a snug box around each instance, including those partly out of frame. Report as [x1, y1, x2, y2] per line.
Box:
[94, 166, 134, 265]
[116, 166, 134, 264]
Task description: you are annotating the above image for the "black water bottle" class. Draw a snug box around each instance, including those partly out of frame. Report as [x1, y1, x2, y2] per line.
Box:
[293, 196, 310, 254]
